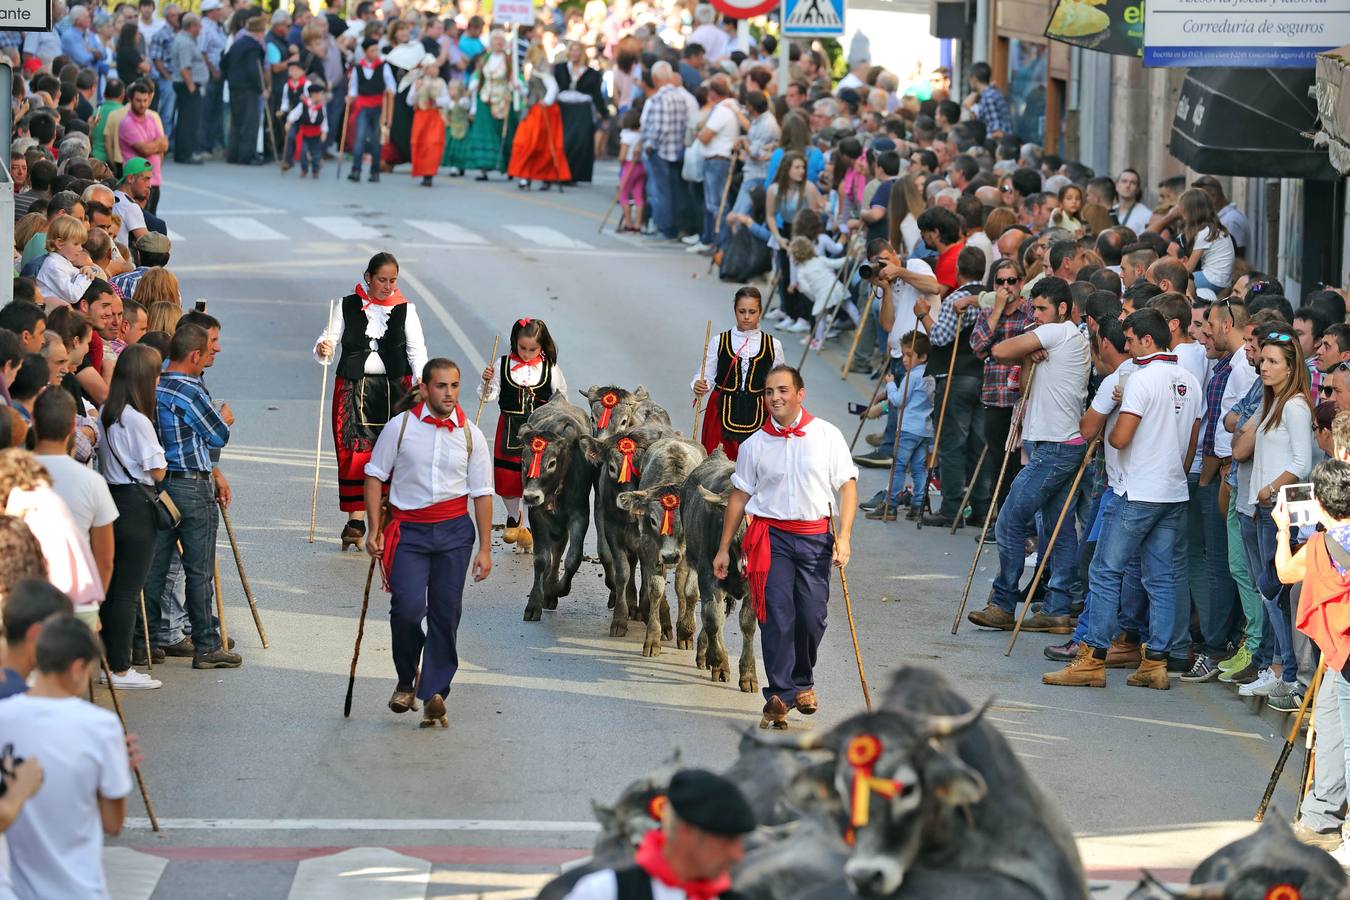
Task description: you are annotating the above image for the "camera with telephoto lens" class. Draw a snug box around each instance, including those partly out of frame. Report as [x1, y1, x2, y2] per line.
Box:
[0, 743, 24, 798]
[858, 259, 881, 281]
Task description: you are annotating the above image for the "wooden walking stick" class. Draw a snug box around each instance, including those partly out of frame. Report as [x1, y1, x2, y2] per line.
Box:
[219, 501, 268, 648]
[915, 312, 963, 528]
[1005, 435, 1100, 656]
[706, 148, 739, 274]
[334, 96, 351, 181]
[953, 363, 1036, 634]
[213, 558, 229, 652]
[475, 336, 499, 427]
[950, 445, 988, 534]
[597, 183, 623, 234]
[138, 592, 152, 672]
[344, 557, 377, 718]
[1256, 660, 1324, 822]
[310, 298, 335, 544]
[839, 285, 878, 379]
[691, 319, 712, 442]
[100, 656, 160, 832]
[829, 504, 871, 712]
[848, 361, 893, 453]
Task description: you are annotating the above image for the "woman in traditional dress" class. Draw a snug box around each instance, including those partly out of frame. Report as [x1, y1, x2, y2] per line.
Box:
[691, 286, 785, 461]
[403, 54, 450, 187]
[462, 29, 517, 181]
[442, 78, 472, 176]
[380, 20, 420, 169]
[508, 43, 570, 192]
[553, 41, 605, 184]
[314, 252, 428, 550]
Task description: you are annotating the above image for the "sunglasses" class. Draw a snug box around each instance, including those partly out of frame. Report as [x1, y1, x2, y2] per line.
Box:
[1000, 185, 1012, 193]
[1264, 332, 1294, 342]
[994, 276, 1020, 286]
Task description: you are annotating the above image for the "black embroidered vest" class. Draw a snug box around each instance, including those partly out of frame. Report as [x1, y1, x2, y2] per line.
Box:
[713, 331, 773, 437]
[336, 294, 411, 380]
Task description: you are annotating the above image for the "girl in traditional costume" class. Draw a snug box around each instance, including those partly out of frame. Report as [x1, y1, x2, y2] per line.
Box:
[462, 29, 517, 181]
[507, 43, 571, 191]
[403, 54, 450, 187]
[691, 286, 785, 461]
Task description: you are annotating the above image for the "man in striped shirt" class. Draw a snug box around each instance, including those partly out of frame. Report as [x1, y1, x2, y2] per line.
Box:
[640, 61, 688, 243]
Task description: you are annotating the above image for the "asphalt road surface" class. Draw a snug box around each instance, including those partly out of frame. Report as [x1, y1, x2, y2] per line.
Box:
[98, 159, 1300, 899]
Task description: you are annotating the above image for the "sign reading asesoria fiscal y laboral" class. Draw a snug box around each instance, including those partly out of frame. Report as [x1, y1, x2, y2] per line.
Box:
[1143, 0, 1350, 67]
[0, 0, 49, 31]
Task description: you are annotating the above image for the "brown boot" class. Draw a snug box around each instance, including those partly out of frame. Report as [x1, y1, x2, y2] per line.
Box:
[1020, 611, 1075, 634]
[1042, 645, 1106, 687]
[1126, 656, 1170, 690]
[967, 603, 1015, 630]
[388, 686, 418, 713]
[1105, 637, 1142, 668]
[759, 696, 789, 730]
[794, 689, 818, 716]
[420, 693, 448, 728]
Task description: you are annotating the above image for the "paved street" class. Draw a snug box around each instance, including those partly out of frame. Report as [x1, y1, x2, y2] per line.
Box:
[101, 160, 1299, 899]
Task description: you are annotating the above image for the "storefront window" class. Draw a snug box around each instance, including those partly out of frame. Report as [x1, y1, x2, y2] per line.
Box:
[1007, 39, 1047, 145]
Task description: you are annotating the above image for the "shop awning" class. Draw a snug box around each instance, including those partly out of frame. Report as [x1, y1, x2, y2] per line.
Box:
[1168, 67, 1341, 181]
[1314, 46, 1350, 175]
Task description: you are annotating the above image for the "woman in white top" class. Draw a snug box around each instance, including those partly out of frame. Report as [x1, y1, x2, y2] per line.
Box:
[1178, 188, 1234, 296]
[885, 174, 924, 259]
[96, 344, 167, 689]
[1233, 331, 1312, 695]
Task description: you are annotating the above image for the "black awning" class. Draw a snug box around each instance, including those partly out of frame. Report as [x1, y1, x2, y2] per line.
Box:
[1169, 67, 1341, 181]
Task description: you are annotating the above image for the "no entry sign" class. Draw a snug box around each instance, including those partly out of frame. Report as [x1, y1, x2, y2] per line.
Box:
[710, 0, 780, 19]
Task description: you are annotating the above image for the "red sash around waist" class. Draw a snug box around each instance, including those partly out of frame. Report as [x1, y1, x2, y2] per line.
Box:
[352, 94, 385, 111]
[380, 496, 469, 590]
[743, 516, 829, 622]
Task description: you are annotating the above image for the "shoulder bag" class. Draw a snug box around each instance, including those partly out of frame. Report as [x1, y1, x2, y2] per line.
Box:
[105, 423, 181, 530]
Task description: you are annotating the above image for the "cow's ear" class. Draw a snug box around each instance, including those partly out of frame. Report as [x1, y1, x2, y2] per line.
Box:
[592, 801, 618, 833]
[580, 386, 601, 402]
[578, 436, 605, 465]
[786, 757, 846, 818]
[922, 752, 986, 808]
[616, 490, 649, 514]
[632, 385, 650, 403]
[698, 485, 730, 506]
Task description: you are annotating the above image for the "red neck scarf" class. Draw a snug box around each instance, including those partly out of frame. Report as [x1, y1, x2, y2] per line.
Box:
[414, 402, 464, 430]
[510, 353, 543, 373]
[633, 830, 732, 900]
[761, 409, 813, 438]
[358, 55, 382, 72]
[356, 282, 409, 310]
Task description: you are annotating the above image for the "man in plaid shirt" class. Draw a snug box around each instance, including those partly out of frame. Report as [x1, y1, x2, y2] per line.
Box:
[964, 61, 1012, 139]
[971, 259, 1033, 524]
[143, 319, 241, 670]
[149, 4, 183, 148]
[640, 61, 688, 242]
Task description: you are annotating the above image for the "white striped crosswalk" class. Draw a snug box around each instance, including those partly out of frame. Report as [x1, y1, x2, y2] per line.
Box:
[203, 216, 286, 241]
[304, 216, 384, 240]
[501, 225, 593, 250]
[405, 218, 489, 245]
[192, 215, 617, 254]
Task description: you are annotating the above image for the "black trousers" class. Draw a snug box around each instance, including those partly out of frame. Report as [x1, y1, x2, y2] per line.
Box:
[983, 403, 1024, 515]
[103, 484, 158, 671]
[227, 88, 261, 163]
[173, 83, 201, 163]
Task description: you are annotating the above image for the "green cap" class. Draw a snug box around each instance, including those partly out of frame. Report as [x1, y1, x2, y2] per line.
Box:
[121, 157, 153, 179]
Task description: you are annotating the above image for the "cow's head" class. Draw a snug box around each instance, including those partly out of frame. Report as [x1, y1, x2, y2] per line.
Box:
[697, 482, 747, 550]
[756, 704, 989, 897]
[591, 750, 682, 858]
[1173, 813, 1349, 900]
[519, 428, 573, 509]
[581, 385, 651, 438]
[617, 486, 686, 564]
[580, 430, 655, 488]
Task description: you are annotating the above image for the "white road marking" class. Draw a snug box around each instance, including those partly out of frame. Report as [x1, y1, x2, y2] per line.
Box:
[502, 225, 593, 250]
[205, 217, 286, 241]
[165, 229, 186, 243]
[405, 219, 488, 245]
[123, 817, 600, 831]
[305, 216, 383, 240]
[103, 847, 167, 900]
[286, 848, 430, 900]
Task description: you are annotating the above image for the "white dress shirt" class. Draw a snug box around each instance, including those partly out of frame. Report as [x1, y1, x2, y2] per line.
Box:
[364, 405, 493, 511]
[732, 413, 858, 520]
[691, 329, 785, 391]
[477, 356, 568, 404]
[313, 301, 429, 379]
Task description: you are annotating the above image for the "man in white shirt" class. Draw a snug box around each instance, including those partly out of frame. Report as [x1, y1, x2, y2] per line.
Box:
[1045, 309, 1201, 689]
[688, 75, 740, 257]
[713, 366, 857, 729]
[968, 276, 1091, 635]
[0, 614, 133, 900]
[364, 358, 493, 728]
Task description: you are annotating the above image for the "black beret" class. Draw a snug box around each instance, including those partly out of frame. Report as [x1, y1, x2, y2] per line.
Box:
[667, 769, 755, 836]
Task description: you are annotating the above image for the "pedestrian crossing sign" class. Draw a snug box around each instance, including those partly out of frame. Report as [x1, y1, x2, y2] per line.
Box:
[783, 0, 845, 37]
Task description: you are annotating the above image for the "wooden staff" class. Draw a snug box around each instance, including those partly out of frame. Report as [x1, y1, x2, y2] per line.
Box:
[829, 504, 871, 712]
[706, 147, 739, 274]
[334, 96, 351, 180]
[213, 558, 229, 652]
[310, 298, 335, 544]
[1005, 435, 1100, 656]
[950, 445, 988, 534]
[475, 336, 499, 427]
[952, 363, 1036, 634]
[691, 320, 712, 442]
[1256, 660, 1324, 822]
[839, 286, 878, 380]
[219, 501, 268, 648]
[138, 592, 152, 672]
[100, 656, 159, 832]
[344, 557, 377, 718]
[915, 308, 963, 528]
[796, 251, 863, 371]
[597, 183, 623, 234]
[848, 361, 893, 453]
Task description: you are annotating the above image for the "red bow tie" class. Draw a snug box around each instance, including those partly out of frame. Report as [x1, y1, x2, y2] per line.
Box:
[762, 409, 814, 438]
[416, 403, 462, 431]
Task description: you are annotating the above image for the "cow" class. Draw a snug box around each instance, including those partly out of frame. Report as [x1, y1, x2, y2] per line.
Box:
[615, 437, 706, 657]
[579, 424, 675, 637]
[519, 398, 599, 622]
[579, 385, 672, 439]
[1125, 814, 1346, 900]
[758, 666, 1086, 900]
[680, 452, 759, 693]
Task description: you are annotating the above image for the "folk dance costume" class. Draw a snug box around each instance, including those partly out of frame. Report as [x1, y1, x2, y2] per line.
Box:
[313, 285, 428, 540]
[364, 402, 492, 723]
[507, 67, 570, 188]
[462, 49, 516, 175]
[441, 89, 472, 173]
[277, 73, 309, 171]
[346, 53, 396, 182]
[404, 68, 450, 182]
[285, 94, 329, 176]
[693, 329, 785, 461]
[732, 410, 857, 726]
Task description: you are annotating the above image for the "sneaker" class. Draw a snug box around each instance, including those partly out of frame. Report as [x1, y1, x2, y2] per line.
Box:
[853, 449, 893, 469]
[784, 318, 812, 334]
[1218, 646, 1252, 673]
[1292, 821, 1343, 850]
[1223, 661, 1261, 685]
[1269, 687, 1305, 713]
[100, 669, 163, 690]
[1264, 679, 1298, 704]
[858, 490, 887, 512]
[681, 234, 702, 245]
[1181, 655, 1221, 683]
[865, 506, 898, 521]
[192, 648, 243, 669]
[1238, 667, 1279, 696]
[685, 241, 711, 253]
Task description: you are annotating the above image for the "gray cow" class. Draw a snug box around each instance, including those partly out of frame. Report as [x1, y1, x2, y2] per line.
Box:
[616, 437, 706, 657]
[579, 385, 671, 439]
[519, 398, 598, 622]
[681, 452, 758, 693]
[580, 424, 675, 637]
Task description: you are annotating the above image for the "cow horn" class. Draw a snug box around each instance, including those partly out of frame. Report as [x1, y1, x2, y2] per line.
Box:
[922, 699, 992, 740]
[737, 724, 826, 752]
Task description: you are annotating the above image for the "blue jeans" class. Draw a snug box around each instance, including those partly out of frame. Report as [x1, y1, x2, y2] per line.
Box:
[154, 76, 176, 146]
[701, 155, 730, 247]
[1184, 475, 1238, 657]
[1072, 489, 1147, 644]
[888, 432, 930, 509]
[142, 476, 221, 653]
[731, 176, 763, 217]
[1238, 509, 1276, 670]
[1085, 496, 1185, 653]
[992, 440, 1087, 617]
[1254, 506, 1299, 683]
[646, 151, 680, 239]
[300, 136, 323, 173]
[350, 105, 382, 176]
[1330, 671, 1350, 827]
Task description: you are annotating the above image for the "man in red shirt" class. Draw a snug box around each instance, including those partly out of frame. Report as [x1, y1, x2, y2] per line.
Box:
[917, 206, 964, 295]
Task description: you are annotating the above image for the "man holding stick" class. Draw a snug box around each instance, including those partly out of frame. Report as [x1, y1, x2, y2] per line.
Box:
[1045, 309, 1200, 688]
[968, 277, 1090, 634]
[364, 358, 493, 729]
[714, 366, 858, 729]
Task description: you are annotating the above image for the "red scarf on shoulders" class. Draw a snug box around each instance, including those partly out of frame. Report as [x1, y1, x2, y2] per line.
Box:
[356, 282, 409, 310]
[633, 830, 732, 900]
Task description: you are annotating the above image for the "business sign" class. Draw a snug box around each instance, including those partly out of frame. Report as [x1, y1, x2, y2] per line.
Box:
[493, 0, 535, 26]
[1044, 0, 1143, 57]
[783, 0, 844, 37]
[710, 0, 780, 18]
[0, 0, 49, 32]
[1143, 0, 1350, 68]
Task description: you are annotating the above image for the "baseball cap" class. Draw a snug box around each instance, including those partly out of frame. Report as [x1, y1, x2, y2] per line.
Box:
[134, 232, 172, 254]
[121, 157, 153, 179]
[200, 0, 221, 10]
